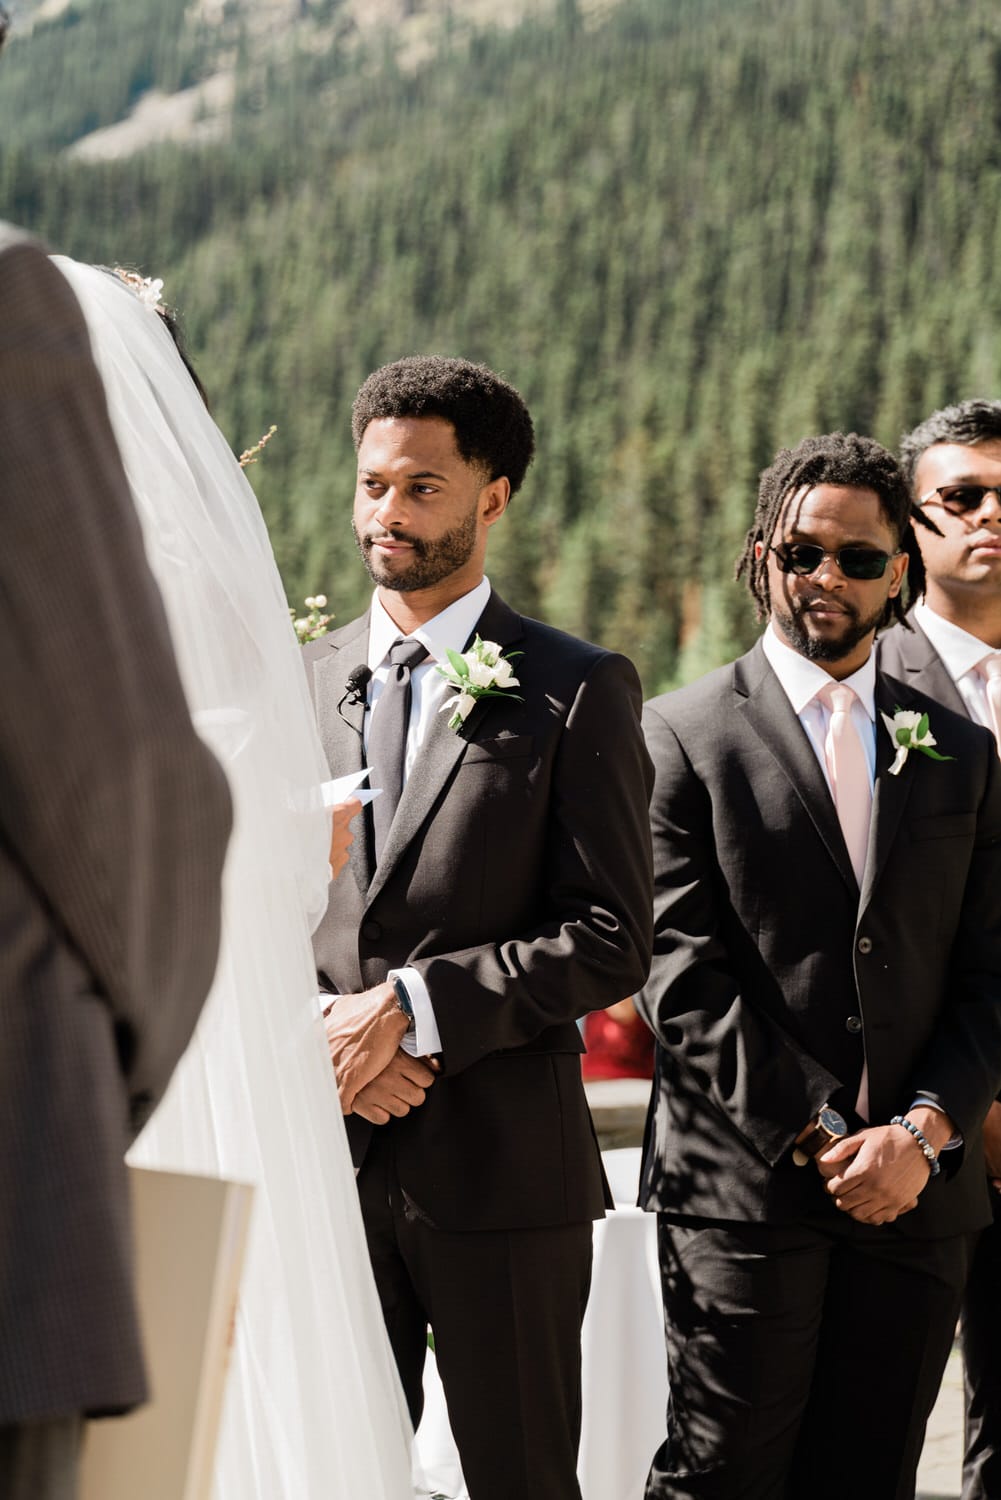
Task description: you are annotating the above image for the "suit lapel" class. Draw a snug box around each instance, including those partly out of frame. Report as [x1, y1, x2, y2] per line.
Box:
[310, 614, 372, 896]
[736, 642, 858, 892]
[880, 622, 968, 717]
[366, 591, 524, 904]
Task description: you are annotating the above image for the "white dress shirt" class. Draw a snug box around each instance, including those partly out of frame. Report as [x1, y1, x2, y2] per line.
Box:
[913, 599, 1001, 729]
[366, 575, 492, 1059]
[761, 623, 877, 791]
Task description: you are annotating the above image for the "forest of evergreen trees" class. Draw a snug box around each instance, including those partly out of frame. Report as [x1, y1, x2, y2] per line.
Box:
[2, 0, 1000, 691]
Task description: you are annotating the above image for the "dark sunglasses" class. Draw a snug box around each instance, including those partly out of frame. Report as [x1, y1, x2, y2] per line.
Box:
[769, 544, 896, 581]
[919, 483, 1001, 515]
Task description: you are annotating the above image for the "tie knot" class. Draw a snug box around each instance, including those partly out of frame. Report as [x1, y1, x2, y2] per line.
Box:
[820, 681, 857, 715]
[979, 652, 1001, 683]
[387, 637, 430, 671]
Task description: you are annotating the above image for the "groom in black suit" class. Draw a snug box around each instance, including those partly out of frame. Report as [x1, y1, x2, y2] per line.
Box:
[302, 356, 653, 1500]
[638, 432, 1001, 1500]
[880, 399, 1001, 1500]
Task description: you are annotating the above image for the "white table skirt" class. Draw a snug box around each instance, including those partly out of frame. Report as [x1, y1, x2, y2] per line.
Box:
[412, 1148, 668, 1500]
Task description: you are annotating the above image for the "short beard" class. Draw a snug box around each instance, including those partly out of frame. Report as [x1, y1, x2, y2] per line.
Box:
[772, 598, 887, 663]
[353, 508, 478, 592]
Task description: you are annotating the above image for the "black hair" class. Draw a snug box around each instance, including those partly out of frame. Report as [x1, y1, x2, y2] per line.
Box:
[351, 355, 535, 496]
[156, 300, 210, 411]
[899, 399, 1001, 489]
[0, 9, 10, 53]
[735, 431, 931, 629]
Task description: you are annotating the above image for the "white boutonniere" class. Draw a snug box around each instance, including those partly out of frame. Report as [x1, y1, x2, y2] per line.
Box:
[881, 707, 956, 776]
[437, 635, 523, 731]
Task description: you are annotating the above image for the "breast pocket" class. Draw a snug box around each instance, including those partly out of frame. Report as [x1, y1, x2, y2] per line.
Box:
[462, 734, 535, 764]
[908, 812, 977, 842]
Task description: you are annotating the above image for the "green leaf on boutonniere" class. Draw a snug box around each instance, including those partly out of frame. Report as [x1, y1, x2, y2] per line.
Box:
[445, 647, 470, 679]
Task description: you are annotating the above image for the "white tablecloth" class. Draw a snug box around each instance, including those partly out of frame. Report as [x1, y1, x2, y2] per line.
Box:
[412, 1148, 668, 1500]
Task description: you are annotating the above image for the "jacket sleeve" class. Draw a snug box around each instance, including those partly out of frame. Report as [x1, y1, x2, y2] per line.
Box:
[0, 238, 232, 1131]
[635, 700, 843, 1166]
[906, 732, 1001, 1141]
[409, 650, 655, 1073]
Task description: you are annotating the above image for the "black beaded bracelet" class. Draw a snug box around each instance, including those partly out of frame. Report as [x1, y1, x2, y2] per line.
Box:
[890, 1114, 941, 1178]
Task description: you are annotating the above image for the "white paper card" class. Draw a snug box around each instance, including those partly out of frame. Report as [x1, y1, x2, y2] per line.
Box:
[320, 770, 382, 807]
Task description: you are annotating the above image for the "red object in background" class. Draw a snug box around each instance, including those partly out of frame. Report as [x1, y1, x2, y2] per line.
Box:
[581, 1005, 655, 1081]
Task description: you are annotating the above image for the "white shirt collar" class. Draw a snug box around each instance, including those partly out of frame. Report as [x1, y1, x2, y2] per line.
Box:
[761, 621, 877, 719]
[912, 598, 998, 680]
[367, 575, 492, 672]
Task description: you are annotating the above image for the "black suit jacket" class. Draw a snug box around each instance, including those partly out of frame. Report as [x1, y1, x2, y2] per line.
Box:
[880, 617, 1001, 1118]
[637, 638, 1001, 1237]
[303, 589, 654, 1232]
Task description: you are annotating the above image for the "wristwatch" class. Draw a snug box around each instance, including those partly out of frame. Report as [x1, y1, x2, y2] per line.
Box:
[792, 1105, 847, 1166]
[392, 975, 416, 1034]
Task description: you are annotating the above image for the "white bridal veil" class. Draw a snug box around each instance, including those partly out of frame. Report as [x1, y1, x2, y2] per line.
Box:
[53, 258, 412, 1500]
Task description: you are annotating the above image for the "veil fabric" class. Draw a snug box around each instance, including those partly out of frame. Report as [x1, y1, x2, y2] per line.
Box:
[53, 258, 413, 1500]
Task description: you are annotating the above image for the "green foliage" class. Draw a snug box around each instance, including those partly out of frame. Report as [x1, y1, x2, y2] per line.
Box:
[0, 0, 212, 150]
[3, 0, 1001, 691]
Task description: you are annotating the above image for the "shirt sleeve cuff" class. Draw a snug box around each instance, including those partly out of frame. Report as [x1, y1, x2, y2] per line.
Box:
[390, 967, 441, 1058]
[909, 1097, 963, 1150]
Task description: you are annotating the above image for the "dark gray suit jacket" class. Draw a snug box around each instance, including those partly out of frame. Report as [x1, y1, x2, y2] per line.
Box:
[637, 637, 1001, 1237]
[303, 589, 654, 1233]
[0, 227, 232, 1422]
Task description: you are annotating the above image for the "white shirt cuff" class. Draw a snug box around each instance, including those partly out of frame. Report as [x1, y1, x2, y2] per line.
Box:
[909, 1097, 962, 1150]
[390, 967, 441, 1058]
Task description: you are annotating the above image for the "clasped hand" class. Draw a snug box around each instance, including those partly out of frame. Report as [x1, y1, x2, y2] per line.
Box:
[814, 1124, 931, 1225]
[323, 982, 437, 1122]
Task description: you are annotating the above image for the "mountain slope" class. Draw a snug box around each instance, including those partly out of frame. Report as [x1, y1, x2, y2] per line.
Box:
[2, 0, 998, 689]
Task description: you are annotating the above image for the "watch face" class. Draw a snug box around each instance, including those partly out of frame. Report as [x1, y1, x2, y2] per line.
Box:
[818, 1107, 847, 1139]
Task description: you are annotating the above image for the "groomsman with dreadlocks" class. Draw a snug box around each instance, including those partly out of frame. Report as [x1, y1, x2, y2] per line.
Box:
[636, 432, 1001, 1500]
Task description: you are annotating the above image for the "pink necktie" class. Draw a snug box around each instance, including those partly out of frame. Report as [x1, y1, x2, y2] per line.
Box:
[978, 653, 1001, 751]
[820, 682, 874, 1120]
[819, 681, 872, 887]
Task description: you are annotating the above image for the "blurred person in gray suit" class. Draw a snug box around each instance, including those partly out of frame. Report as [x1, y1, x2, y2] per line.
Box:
[0, 222, 232, 1498]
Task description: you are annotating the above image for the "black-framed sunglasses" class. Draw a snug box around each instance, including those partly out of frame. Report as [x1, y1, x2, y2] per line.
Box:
[918, 483, 1001, 515]
[769, 544, 897, 580]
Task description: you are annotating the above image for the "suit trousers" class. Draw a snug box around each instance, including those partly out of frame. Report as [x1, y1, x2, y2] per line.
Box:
[0, 1418, 81, 1500]
[962, 1193, 1001, 1500]
[645, 1213, 974, 1500]
[357, 1129, 593, 1500]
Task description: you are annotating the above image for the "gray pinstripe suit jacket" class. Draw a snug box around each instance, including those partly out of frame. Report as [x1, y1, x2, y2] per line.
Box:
[0, 226, 232, 1423]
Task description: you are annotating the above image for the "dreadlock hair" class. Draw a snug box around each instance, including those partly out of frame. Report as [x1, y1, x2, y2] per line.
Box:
[351, 355, 535, 496]
[735, 431, 930, 631]
[899, 399, 1001, 489]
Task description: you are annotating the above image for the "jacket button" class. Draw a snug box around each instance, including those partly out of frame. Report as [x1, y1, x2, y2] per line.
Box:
[846, 1015, 863, 1034]
[361, 919, 382, 941]
[857, 936, 873, 954]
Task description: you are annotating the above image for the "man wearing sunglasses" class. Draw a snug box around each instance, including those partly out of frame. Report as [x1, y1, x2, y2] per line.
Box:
[638, 432, 1001, 1500]
[879, 399, 1001, 1500]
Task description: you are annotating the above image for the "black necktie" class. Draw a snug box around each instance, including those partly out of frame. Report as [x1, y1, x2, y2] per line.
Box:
[368, 637, 430, 863]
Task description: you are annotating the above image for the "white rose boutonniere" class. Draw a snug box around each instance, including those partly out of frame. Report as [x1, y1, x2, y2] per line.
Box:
[437, 636, 523, 731]
[881, 707, 955, 776]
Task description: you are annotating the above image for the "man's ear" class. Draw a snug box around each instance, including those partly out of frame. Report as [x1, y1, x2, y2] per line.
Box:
[754, 540, 764, 561]
[888, 550, 908, 599]
[480, 476, 510, 528]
